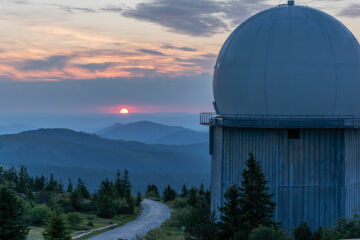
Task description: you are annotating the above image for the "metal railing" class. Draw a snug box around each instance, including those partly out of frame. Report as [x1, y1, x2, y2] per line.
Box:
[200, 112, 360, 128]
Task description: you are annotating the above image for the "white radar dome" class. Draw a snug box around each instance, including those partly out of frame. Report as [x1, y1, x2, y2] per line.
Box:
[213, 3, 360, 116]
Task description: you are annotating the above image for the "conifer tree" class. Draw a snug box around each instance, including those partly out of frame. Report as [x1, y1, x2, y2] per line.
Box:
[293, 222, 313, 240]
[39, 175, 46, 190]
[43, 213, 71, 240]
[76, 178, 90, 199]
[184, 201, 218, 240]
[187, 187, 198, 207]
[145, 184, 160, 199]
[238, 153, 276, 238]
[135, 192, 142, 207]
[96, 179, 117, 218]
[66, 178, 73, 193]
[125, 188, 134, 214]
[199, 183, 205, 195]
[181, 184, 188, 197]
[218, 185, 242, 240]
[47, 173, 58, 192]
[70, 190, 82, 211]
[123, 170, 131, 193]
[0, 187, 29, 240]
[58, 180, 64, 193]
[162, 185, 177, 202]
[17, 166, 29, 194]
[115, 169, 124, 197]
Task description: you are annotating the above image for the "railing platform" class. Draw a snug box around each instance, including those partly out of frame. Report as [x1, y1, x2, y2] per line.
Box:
[200, 112, 360, 129]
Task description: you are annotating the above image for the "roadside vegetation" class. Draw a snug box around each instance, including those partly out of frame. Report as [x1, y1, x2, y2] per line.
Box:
[0, 166, 140, 240]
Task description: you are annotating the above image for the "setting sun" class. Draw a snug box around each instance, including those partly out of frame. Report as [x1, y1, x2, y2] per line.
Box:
[120, 108, 129, 114]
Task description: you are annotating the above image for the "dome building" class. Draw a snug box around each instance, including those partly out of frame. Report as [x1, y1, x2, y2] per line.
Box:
[201, 1, 360, 230]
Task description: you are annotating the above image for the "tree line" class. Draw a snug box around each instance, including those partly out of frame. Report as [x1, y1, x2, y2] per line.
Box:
[0, 166, 140, 240]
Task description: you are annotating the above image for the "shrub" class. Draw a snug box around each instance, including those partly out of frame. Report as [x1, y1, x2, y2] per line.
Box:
[66, 212, 83, 229]
[293, 222, 313, 240]
[173, 197, 187, 209]
[248, 225, 288, 240]
[166, 207, 192, 228]
[319, 216, 360, 240]
[27, 205, 52, 226]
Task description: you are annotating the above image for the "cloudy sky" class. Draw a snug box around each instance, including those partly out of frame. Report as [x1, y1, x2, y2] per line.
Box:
[0, 0, 359, 114]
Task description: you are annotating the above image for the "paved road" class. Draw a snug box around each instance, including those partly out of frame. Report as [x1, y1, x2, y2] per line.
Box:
[88, 199, 171, 240]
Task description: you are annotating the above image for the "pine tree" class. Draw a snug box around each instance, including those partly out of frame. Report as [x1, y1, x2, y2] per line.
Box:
[66, 178, 73, 193]
[115, 169, 124, 197]
[125, 188, 135, 214]
[163, 185, 177, 202]
[145, 184, 160, 199]
[187, 187, 198, 207]
[17, 166, 29, 194]
[0, 188, 29, 240]
[238, 153, 276, 239]
[181, 184, 188, 197]
[39, 175, 46, 190]
[184, 201, 218, 240]
[58, 180, 64, 193]
[76, 178, 90, 199]
[218, 185, 242, 240]
[47, 173, 57, 192]
[70, 190, 82, 211]
[293, 222, 313, 240]
[199, 183, 205, 195]
[136, 192, 142, 207]
[123, 170, 131, 193]
[43, 213, 71, 240]
[96, 179, 117, 218]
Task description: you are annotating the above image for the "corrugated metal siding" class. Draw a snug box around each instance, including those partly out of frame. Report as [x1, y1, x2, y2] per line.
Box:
[344, 129, 360, 218]
[211, 127, 223, 216]
[211, 128, 345, 231]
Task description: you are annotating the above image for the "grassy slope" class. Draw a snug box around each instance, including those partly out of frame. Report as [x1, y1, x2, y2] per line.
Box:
[144, 202, 184, 240]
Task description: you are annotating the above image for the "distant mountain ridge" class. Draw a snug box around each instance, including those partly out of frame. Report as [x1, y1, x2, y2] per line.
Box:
[0, 128, 210, 192]
[97, 121, 208, 145]
[0, 128, 209, 174]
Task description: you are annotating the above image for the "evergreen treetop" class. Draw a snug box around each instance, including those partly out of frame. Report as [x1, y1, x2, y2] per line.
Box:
[43, 213, 71, 240]
[238, 153, 276, 238]
[0, 187, 29, 240]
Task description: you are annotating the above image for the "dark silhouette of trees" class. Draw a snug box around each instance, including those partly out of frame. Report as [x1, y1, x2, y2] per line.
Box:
[0, 187, 29, 240]
[293, 222, 313, 240]
[181, 184, 188, 197]
[145, 184, 160, 199]
[162, 185, 177, 202]
[187, 187, 198, 207]
[66, 178, 73, 193]
[136, 192, 142, 207]
[76, 178, 90, 199]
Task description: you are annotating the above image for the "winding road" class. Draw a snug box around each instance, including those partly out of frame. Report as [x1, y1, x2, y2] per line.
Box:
[88, 199, 171, 240]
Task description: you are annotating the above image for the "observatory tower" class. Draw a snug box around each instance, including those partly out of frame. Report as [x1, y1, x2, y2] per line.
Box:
[201, 0, 360, 230]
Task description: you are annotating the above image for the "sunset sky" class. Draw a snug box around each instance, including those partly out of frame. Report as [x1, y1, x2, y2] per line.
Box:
[0, 0, 359, 114]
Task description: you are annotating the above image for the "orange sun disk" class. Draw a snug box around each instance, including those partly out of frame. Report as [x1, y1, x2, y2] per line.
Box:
[120, 108, 129, 114]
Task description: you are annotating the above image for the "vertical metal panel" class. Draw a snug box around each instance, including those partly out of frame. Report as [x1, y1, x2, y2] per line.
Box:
[211, 127, 346, 231]
[211, 127, 223, 217]
[344, 129, 360, 218]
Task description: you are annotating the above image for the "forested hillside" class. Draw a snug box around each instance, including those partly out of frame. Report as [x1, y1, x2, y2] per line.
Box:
[0, 128, 210, 192]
